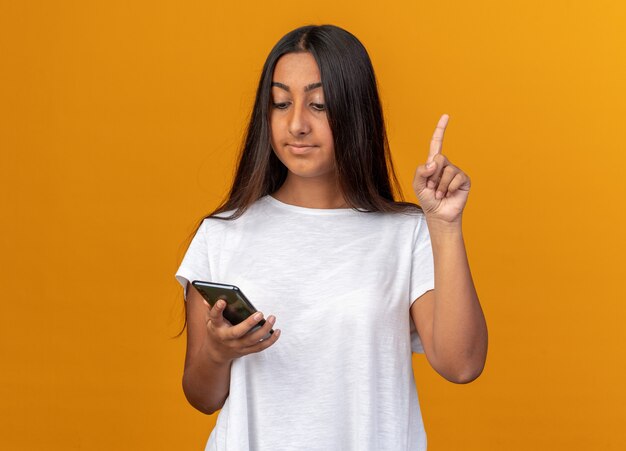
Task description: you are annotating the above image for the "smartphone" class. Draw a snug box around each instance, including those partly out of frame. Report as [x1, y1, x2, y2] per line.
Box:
[191, 280, 274, 337]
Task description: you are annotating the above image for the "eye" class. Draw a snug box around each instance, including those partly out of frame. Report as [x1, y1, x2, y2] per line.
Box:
[272, 102, 289, 109]
[311, 103, 326, 111]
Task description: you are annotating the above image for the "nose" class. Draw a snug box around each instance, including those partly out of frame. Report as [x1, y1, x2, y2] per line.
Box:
[288, 102, 311, 137]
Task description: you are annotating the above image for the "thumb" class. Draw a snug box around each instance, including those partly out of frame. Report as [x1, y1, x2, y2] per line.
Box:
[208, 299, 228, 328]
[413, 161, 437, 190]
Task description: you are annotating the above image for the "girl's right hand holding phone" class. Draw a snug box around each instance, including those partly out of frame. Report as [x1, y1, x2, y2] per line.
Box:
[202, 299, 281, 364]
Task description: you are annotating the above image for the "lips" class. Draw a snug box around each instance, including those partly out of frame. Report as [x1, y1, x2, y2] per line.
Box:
[287, 144, 316, 154]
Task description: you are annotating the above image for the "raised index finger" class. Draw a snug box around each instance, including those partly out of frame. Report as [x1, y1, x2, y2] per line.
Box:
[427, 114, 449, 163]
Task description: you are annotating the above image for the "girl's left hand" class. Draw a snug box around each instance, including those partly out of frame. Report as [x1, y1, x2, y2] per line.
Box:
[412, 114, 471, 224]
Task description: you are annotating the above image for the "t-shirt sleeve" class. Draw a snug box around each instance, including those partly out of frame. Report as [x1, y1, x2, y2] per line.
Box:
[409, 213, 435, 305]
[175, 219, 212, 302]
[409, 213, 435, 354]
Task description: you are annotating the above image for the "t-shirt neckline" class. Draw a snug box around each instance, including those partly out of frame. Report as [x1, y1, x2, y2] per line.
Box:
[263, 195, 363, 216]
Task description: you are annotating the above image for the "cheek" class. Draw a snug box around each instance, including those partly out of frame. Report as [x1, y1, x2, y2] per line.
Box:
[269, 117, 276, 136]
[269, 123, 281, 149]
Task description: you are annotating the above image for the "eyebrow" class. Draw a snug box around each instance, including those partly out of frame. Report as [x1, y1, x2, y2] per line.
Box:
[271, 81, 323, 93]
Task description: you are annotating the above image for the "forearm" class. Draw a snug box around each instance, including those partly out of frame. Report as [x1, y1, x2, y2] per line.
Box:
[182, 340, 232, 415]
[427, 217, 488, 383]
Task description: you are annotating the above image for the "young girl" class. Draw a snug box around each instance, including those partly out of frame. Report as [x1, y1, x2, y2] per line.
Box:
[175, 24, 487, 451]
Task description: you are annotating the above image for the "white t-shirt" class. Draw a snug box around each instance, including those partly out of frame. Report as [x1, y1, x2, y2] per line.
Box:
[175, 194, 435, 451]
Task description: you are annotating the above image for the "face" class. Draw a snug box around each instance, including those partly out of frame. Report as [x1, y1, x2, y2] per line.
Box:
[269, 52, 336, 182]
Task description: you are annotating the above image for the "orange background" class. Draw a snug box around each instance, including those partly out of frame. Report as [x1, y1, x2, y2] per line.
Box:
[1, 1, 625, 449]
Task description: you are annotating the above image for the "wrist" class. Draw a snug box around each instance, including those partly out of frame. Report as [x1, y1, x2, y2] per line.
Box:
[201, 339, 233, 367]
[425, 216, 463, 234]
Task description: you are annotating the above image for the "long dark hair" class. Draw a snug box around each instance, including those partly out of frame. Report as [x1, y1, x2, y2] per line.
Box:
[173, 24, 422, 337]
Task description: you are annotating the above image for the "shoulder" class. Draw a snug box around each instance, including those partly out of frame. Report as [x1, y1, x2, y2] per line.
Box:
[374, 208, 430, 248]
[376, 207, 427, 230]
[199, 197, 269, 232]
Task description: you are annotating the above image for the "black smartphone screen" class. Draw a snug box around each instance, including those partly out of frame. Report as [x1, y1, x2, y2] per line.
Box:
[191, 280, 273, 335]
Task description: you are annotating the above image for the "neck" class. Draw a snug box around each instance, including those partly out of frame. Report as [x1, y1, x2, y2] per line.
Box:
[272, 174, 348, 209]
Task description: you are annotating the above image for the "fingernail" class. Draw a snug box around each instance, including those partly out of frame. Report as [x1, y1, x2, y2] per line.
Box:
[254, 312, 263, 321]
[218, 300, 225, 308]
[268, 316, 276, 325]
[426, 162, 434, 169]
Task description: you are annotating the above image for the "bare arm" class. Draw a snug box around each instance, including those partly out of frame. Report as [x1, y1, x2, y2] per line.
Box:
[409, 114, 487, 384]
[182, 283, 281, 414]
[182, 283, 231, 414]
[410, 219, 488, 384]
